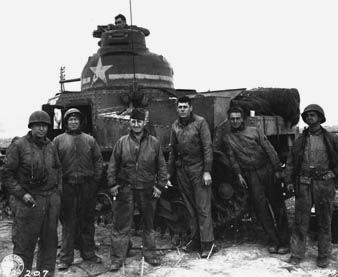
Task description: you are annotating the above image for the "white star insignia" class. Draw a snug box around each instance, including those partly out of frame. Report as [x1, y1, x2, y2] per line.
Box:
[90, 57, 112, 86]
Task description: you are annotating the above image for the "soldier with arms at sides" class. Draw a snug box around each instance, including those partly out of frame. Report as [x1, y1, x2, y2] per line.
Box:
[108, 108, 168, 271]
[223, 106, 290, 254]
[168, 96, 215, 258]
[54, 108, 103, 271]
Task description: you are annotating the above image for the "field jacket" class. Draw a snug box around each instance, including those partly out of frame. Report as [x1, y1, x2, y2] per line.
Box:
[223, 125, 281, 175]
[53, 131, 103, 184]
[168, 113, 213, 175]
[107, 130, 167, 190]
[2, 132, 61, 198]
[285, 127, 338, 187]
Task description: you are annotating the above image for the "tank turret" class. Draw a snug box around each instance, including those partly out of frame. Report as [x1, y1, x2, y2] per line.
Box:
[81, 27, 174, 92]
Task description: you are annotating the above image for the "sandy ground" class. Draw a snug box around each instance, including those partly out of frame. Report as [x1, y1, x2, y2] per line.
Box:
[0, 198, 337, 277]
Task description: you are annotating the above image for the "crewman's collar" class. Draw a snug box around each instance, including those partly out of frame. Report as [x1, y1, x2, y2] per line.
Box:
[231, 123, 245, 132]
[179, 113, 194, 126]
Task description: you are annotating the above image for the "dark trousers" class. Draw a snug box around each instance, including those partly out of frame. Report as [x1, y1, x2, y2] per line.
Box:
[12, 191, 60, 276]
[244, 165, 290, 246]
[59, 181, 97, 264]
[176, 162, 214, 243]
[111, 186, 156, 264]
[291, 179, 336, 259]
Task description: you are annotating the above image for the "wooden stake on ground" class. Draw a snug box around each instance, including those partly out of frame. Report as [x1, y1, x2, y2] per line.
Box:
[140, 257, 145, 277]
[207, 244, 215, 260]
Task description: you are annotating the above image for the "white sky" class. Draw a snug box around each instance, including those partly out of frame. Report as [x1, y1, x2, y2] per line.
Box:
[1, 0, 337, 137]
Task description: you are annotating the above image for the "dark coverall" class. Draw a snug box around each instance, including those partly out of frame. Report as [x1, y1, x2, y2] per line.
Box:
[285, 127, 338, 259]
[107, 131, 167, 264]
[168, 114, 214, 244]
[224, 126, 290, 247]
[53, 131, 103, 264]
[2, 132, 61, 276]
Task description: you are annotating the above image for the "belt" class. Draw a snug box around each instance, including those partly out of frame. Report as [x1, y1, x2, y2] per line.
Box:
[299, 170, 335, 183]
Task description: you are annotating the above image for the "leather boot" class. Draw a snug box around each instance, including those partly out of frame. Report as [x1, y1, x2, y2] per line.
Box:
[317, 257, 329, 268]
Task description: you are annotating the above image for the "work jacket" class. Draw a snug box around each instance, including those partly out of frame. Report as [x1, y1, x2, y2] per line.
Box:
[285, 126, 338, 186]
[107, 130, 167, 190]
[223, 125, 281, 174]
[53, 131, 103, 184]
[168, 113, 213, 175]
[3, 132, 61, 198]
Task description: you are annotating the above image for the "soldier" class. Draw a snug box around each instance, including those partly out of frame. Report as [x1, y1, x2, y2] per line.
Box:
[223, 106, 290, 254]
[2, 111, 61, 277]
[114, 13, 127, 28]
[168, 96, 215, 258]
[286, 104, 338, 268]
[108, 108, 168, 271]
[54, 108, 103, 270]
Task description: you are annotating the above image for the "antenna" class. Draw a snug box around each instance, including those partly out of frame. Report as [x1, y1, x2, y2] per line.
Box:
[129, 0, 133, 27]
[129, 0, 137, 106]
[60, 66, 66, 92]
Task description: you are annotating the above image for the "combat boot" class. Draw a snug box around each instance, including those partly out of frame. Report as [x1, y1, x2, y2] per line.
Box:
[84, 255, 102, 263]
[200, 242, 216, 259]
[109, 261, 123, 271]
[316, 257, 329, 268]
[57, 262, 71, 271]
[288, 256, 301, 265]
[145, 255, 161, 266]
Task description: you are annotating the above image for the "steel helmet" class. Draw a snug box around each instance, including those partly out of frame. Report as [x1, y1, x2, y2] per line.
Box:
[64, 108, 82, 122]
[28, 111, 51, 128]
[301, 104, 326, 123]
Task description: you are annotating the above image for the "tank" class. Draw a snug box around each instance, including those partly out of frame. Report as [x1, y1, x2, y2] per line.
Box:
[42, 23, 299, 235]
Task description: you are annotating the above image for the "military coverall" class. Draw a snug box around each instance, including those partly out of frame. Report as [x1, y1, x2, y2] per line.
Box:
[53, 130, 103, 264]
[224, 126, 290, 248]
[2, 132, 61, 276]
[107, 130, 167, 264]
[168, 114, 214, 246]
[285, 127, 338, 260]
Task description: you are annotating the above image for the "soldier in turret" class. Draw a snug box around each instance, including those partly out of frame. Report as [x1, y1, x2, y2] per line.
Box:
[93, 13, 150, 38]
[168, 96, 215, 258]
[114, 14, 127, 28]
[286, 104, 338, 268]
[2, 111, 61, 277]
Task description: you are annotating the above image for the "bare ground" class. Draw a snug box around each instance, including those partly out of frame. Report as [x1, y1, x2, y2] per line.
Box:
[0, 198, 337, 277]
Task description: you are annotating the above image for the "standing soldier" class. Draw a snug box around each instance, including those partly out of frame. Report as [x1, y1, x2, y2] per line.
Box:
[168, 96, 215, 258]
[54, 108, 103, 270]
[223, 107, 290, 254]
[2, 111, 61, 277]
[286, 104, 338, 268]
[108, 108, 168, 271]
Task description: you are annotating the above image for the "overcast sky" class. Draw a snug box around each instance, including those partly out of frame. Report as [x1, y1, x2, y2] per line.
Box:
[0, 0, 337, 137]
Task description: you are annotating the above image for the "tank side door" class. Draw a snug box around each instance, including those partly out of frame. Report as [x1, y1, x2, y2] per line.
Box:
[42, 104, 65, 140]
